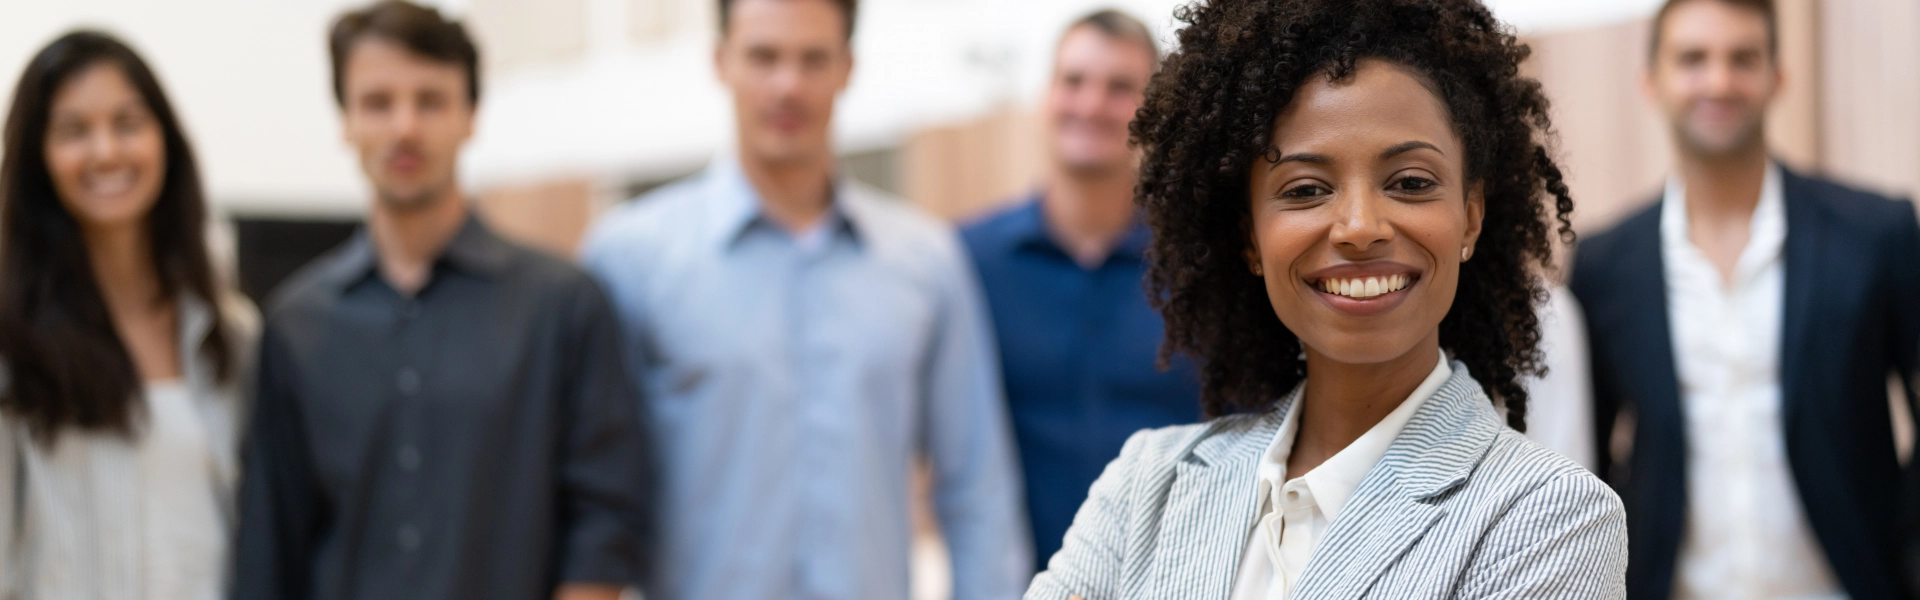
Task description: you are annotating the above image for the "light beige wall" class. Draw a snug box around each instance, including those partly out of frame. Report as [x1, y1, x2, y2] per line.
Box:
[468, 0, 588, 73]
[1523, 21, 1673, 236]
[467, 0, 714, 73]
[474, 178, 597, 256]
[901, 108, 1048, 221]
[1770, 0, 1824, 172]
[1818, 0, 1920, 203]
[629, 0, 714, 43]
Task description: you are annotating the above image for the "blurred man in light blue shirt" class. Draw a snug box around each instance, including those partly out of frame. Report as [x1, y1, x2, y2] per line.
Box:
[577, 0, 1030, 597]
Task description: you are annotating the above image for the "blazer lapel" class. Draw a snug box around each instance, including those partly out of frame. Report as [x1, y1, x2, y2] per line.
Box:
[1144, 399, 1289, 600]
[1625, 209, 1685, 434]
[1292, 365, 1502, 600]
[1602, 198, 1687, 473]
[1607, 196, 1693, 595]
[1776, 167, 1822, 424]
[1295, 496, 1444, 600]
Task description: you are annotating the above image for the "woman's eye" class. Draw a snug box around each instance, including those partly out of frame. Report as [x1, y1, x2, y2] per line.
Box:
[1393, 177, 1437, 192]
[1281, 185, 1327, 198]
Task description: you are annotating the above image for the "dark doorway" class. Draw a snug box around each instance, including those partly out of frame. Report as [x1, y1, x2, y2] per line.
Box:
[234, 217, 361, 304]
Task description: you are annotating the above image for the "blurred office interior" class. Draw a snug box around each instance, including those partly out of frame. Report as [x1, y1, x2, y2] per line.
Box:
[4, 0, 1916, 287]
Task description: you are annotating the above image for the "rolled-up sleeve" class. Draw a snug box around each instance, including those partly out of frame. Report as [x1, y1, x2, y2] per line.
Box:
[553, 278, 652, 586]
[923, 246, 1033, 600]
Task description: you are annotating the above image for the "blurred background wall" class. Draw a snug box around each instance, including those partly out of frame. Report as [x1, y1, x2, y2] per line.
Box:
[4, 0, 1914, 279]
[0, 1, 1913, 597]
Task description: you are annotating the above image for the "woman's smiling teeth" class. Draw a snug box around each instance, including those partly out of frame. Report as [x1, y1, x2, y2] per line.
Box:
[83, 168, 138, 198]
[1317, 274, 1410, 299]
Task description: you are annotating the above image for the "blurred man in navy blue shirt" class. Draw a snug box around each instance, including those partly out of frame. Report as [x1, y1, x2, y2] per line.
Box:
[960, 9, 1199, 572]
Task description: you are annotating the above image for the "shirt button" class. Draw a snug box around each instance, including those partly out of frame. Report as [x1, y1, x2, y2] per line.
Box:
[397, 445, 421, 472]
[397, 525, 421, 551]
[396, 368, 421, 396]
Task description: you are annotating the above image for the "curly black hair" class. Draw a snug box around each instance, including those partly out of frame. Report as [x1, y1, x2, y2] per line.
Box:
[1134, 0, 1575, 430]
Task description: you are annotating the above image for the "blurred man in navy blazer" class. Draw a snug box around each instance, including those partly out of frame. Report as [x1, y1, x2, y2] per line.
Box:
[1570, 0, 1920, 598]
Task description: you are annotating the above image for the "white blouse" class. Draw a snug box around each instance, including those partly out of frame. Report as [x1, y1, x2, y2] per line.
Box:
[138, 381, 226, 600]
[1230, 355, 1453, 599]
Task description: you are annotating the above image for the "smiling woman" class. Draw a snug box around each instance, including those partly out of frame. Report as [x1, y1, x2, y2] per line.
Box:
[0, 30, 257, 600]
[1146, 12, 1576, 426]
[1024, 1, 1627, 599]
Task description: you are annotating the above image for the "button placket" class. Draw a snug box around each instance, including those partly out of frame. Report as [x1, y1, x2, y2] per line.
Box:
[389, 292, 432, 551]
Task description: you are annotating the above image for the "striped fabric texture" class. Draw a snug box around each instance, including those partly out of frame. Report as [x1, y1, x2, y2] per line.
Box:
[1025, 360, 1627, 600]
[0, 292, 257, 600]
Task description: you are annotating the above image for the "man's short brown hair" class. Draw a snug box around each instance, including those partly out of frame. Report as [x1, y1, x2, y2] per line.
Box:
[717, 0, 858, 41]
[1648, 0, 1778, 64]
[329, 0, 481, 107]
[1066, 9, 1159, 64]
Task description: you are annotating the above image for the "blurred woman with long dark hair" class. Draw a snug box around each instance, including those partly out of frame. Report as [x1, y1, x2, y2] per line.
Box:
[0, 30, 256, 599]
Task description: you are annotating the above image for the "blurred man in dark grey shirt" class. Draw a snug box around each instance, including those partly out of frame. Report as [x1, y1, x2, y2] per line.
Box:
[231, 3, 648, 599]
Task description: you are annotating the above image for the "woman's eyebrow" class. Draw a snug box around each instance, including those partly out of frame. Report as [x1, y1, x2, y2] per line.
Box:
[1264, 141, 1440, 171]
[1380, 140, 1442, 160]
[1267, 151, 1331, 170]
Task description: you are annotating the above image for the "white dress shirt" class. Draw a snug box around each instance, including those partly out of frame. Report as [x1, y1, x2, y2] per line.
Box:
[1662, 163, 1844, 600]
[1230, 355, 1452, 600]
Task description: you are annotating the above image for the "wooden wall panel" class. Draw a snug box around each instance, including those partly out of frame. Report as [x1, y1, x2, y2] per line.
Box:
[901, 108, 1047, 222]
[475, 177, 598, 257]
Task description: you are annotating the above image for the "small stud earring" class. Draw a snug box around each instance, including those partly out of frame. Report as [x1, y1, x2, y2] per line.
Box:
[1250, 262, 1264, 277]
[1461, 246, 1472, 261]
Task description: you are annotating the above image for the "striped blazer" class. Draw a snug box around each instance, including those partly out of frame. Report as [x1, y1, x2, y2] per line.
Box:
[0, 292, 258, 599]
[1025, 361, 1627, 599]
